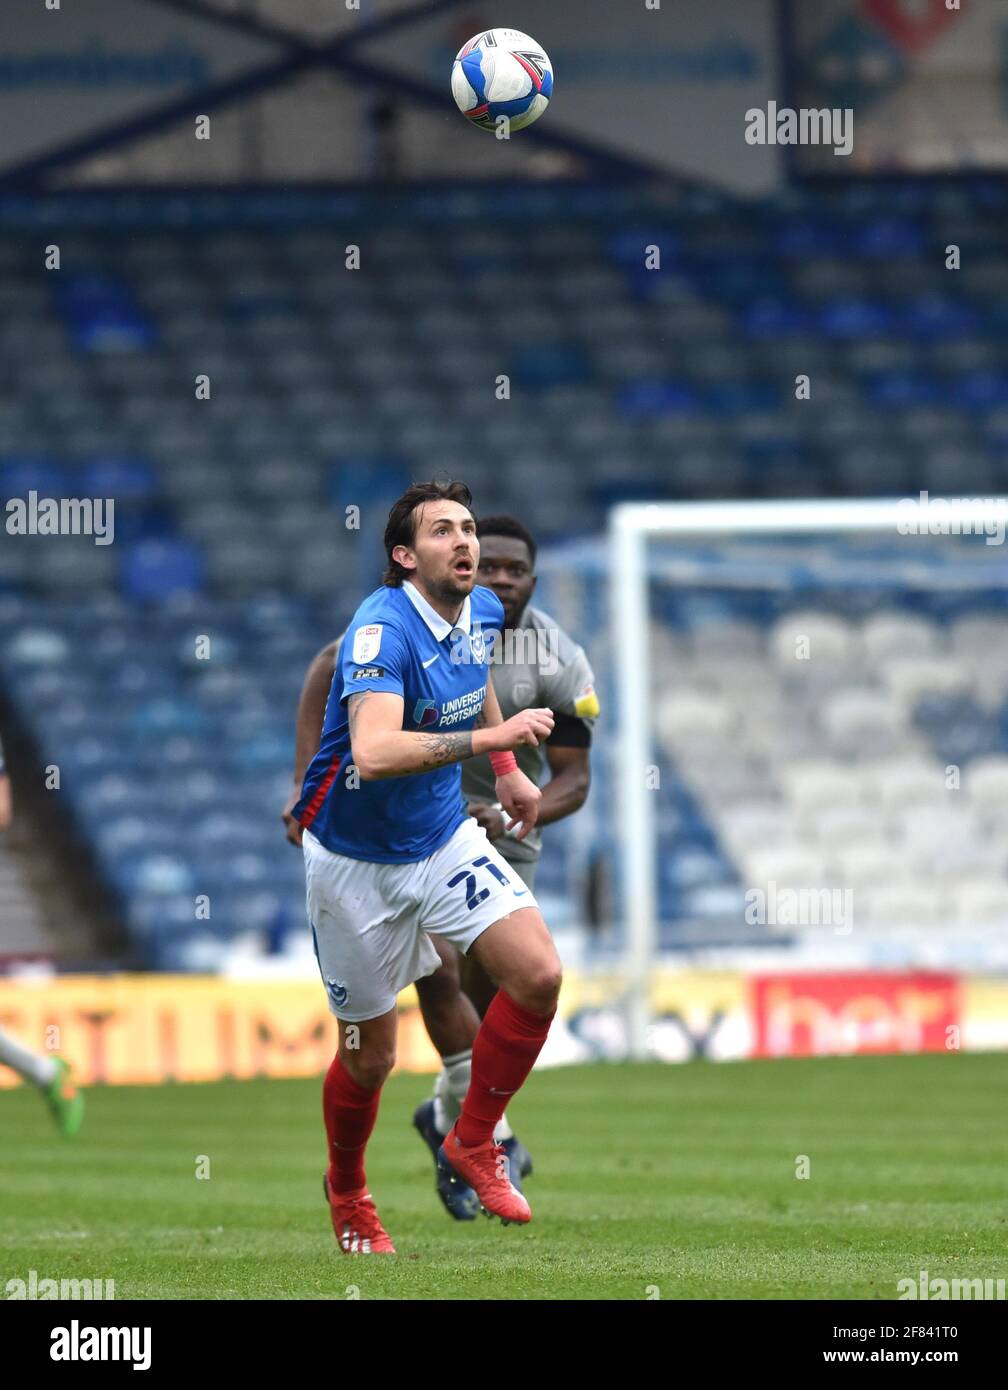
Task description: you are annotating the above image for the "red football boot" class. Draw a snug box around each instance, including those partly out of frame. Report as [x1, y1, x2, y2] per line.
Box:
[322, 1174, 396, 1254]
[437, 1124, 532, 1225]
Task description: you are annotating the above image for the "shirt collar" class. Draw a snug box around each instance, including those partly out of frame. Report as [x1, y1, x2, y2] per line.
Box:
[403, 581, 472, 643]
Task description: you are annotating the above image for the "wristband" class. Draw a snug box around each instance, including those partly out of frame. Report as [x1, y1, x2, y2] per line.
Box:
[489, 750, 518, 777]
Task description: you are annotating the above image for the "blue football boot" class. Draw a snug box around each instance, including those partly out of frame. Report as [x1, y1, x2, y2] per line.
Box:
[500, 1135, 534, 1192]
[413, 1099, 479, 1221]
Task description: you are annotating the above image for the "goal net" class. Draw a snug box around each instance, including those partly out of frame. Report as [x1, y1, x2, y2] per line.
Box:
[537, 498, 1008, 1059]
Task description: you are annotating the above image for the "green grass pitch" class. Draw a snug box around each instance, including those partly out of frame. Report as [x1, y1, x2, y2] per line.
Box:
[1, 1053, 1005, 1300]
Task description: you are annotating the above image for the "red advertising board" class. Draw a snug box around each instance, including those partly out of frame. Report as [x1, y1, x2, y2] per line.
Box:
[751, 972, 961, 1058]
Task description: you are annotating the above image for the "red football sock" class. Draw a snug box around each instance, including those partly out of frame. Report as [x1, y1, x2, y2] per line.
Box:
[323, 1054, 382, 1194]
[456, 990, 554, 1148]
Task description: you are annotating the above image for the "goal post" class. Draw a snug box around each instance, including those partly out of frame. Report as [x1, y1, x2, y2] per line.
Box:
[610, 494, 1008, 1060]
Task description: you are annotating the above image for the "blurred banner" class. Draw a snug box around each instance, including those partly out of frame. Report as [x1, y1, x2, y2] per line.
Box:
[751, 971, 961, 1058]
[0, 0, 283, 177]
[1, 970, 1005, 1084]
[2, 0, 782, 190]
[790, 0, 1006, 173]
[359, 0, 782, 192]
[0, 975, 427, 1085]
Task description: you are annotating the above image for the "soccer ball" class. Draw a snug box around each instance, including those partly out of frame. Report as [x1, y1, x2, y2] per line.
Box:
[451, 28, 553, 134]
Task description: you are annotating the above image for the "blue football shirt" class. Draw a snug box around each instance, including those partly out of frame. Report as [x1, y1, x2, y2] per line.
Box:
[294, 581, 505, 863]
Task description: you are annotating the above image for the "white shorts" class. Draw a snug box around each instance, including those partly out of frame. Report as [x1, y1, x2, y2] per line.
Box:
[303, 818, 539, 1023]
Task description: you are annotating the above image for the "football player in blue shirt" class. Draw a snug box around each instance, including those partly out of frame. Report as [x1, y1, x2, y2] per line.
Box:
[284, 514, 596, 1221]
[290, 479, 560, 1254]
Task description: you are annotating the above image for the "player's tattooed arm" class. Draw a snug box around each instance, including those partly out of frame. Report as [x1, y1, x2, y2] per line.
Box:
[416, 730, 473, 770]
[350, 677, 550, 779]
[350, 690, 475, 779]
[346, 689, 372, 742]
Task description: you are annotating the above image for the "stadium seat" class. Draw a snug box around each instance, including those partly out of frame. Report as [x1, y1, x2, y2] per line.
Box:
[769, 613, 856, 668]
[783, 762, 865, 815]
[7, 182, 1008, 961]
[865, 757, 950, 812]
[953, 879, 1008, 926]
[881, 657, 972, 706]
[965, 755, 1008, 807]
[863, 883, 951, 928]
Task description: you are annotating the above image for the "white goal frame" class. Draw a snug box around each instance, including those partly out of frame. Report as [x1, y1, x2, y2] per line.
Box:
[610, 495, 1008, 1060]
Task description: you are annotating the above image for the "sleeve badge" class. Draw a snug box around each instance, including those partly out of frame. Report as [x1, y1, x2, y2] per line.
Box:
[352, 624, 383, 663]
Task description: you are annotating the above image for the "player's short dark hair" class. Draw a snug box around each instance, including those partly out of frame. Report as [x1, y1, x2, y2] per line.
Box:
[383, 478, 475, 586]
[475, 515, 537, 569]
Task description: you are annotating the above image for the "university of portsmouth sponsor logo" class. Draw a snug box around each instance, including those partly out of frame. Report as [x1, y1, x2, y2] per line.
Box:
[413, 698, 439, 728]
[436, 685, 486, 727]
[352, 624, 382, 663]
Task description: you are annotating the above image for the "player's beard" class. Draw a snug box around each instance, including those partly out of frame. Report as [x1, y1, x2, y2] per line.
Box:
[426, 568, 474, 607]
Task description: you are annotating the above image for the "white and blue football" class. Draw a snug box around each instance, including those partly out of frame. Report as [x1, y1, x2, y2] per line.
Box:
[451, 28, 553, 133]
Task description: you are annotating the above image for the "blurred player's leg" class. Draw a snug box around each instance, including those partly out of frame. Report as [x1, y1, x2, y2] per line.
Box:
[0, 1028, 84, 1138]
[413, 939, 480, 1219]
[458, 950, 499, 1019]
[438, 906, 561, 1224]
[322, 1010, 397, 1255]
